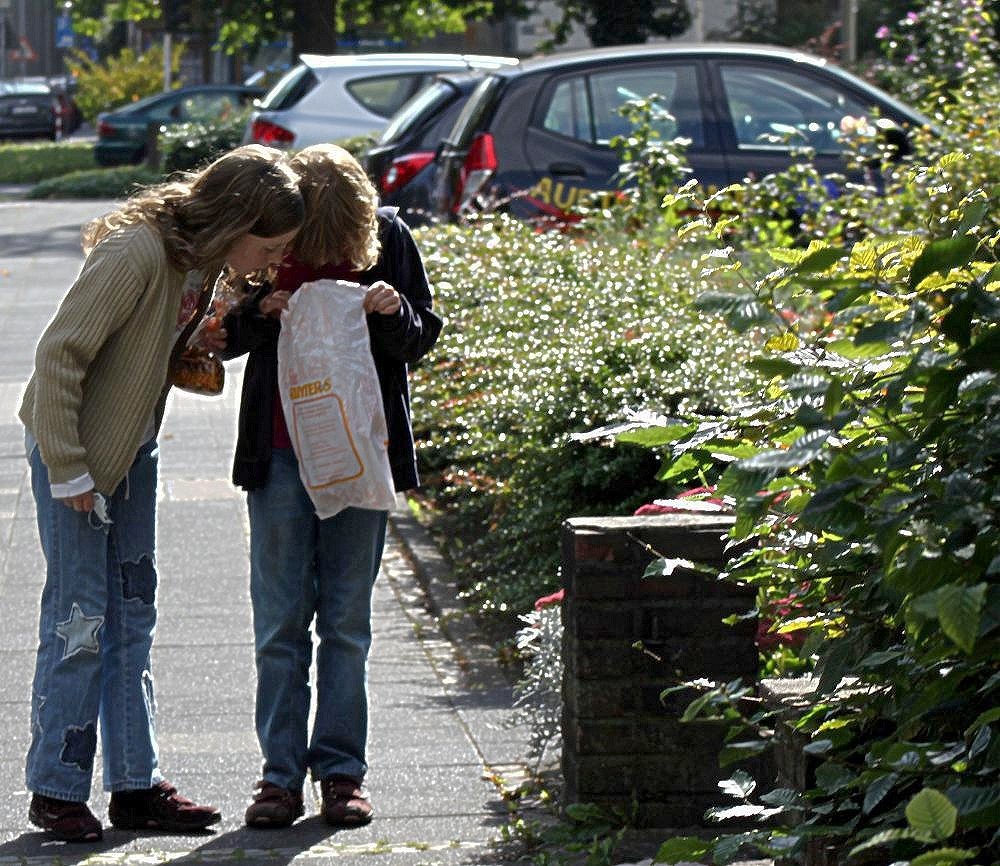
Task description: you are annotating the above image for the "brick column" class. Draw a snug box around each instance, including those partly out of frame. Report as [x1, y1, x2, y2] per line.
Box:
[561, 515, 758, 829]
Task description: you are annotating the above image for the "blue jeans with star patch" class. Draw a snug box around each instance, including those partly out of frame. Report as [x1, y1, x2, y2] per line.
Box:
[26, 439, 163, 801]
[248, 447, 388, 791]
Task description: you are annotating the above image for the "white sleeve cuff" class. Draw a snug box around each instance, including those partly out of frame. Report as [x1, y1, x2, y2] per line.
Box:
[51, 472, 95, 499]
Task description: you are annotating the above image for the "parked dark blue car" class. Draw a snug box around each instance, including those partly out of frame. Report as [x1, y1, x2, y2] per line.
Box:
[0, 80, 58, 141]
[428, 43, 932, 222]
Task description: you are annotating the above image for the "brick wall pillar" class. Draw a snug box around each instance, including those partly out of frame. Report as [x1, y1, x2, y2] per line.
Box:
[560, 515, 758, 829]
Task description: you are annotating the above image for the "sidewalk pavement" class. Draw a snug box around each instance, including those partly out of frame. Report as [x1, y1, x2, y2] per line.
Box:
[0, 200, 533, 866]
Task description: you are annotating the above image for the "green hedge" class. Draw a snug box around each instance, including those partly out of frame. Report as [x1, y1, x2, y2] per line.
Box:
[411, 214, 763, 617]
[0, 141, 96, 183]
[27, 166, 162, 200]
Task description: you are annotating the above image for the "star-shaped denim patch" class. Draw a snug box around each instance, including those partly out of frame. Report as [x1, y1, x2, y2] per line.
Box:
[55, 602, 103, 660]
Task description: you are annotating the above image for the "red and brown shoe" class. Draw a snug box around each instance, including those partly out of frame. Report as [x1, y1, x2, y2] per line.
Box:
[109, 780, 220, 832]
[29, 793, 103, 842]
[245, 781, 305, 828]
[320, 775, 373, 827]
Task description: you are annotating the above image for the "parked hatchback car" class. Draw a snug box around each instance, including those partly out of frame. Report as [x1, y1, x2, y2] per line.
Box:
[362, 70, 505, 226]
[0, 80, 58, 141]
[95, 84, 265, 167]
[431, 43, 933, 222]
[243, 52, 518, 150]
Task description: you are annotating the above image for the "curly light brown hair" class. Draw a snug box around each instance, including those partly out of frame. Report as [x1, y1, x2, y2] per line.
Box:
[288, 143, 380, 271]
[82, 144, 304, 273]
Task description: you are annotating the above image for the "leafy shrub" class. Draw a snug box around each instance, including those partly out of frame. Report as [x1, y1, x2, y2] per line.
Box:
[609, 3, 1000, 858]
[160, 111, 252, 173]
[642, 170, 1000, 866]
[412, 214, 764, 618]
[335, 133, 379, 159]
[510, 595, 564, 768]
[65, 44, 184, 124]
[869, 0, 999, 108]
[0, 142, 95, 183]
[27, 166, 162, 200]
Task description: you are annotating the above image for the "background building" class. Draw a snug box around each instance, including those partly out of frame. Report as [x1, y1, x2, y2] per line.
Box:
[1, 0, 63, 79]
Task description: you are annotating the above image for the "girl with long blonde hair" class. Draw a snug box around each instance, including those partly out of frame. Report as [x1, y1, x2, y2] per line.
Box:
[19, 144, 304, 843]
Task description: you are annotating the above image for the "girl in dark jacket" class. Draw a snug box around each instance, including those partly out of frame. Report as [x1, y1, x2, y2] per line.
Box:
[219, 143, 442, 830]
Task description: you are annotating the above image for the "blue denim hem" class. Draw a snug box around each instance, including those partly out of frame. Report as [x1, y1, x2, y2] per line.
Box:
[105, 772, 166, 793]
[26, 781, 92, 802]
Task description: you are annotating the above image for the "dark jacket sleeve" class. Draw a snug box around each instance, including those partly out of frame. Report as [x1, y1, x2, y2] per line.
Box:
[364, 212, 443, 364]
[218, 282, 281, 361]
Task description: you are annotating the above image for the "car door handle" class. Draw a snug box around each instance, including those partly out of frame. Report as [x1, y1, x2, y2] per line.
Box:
[549, 161, 586, 177]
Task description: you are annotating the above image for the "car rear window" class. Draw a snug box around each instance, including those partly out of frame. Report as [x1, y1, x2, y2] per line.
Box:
[444, 75, 503, 147]
[377, 80, 456, 145]
[259, 65, 319, 111]
[346, 73, 427, 118]
[0, 83, 50, 96]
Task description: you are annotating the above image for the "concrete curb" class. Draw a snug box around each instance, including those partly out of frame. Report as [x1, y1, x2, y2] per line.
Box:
[388, 502, 516, 688]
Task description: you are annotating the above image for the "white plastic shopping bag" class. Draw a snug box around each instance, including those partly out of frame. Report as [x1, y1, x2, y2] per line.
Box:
[277, 279, 397, 518]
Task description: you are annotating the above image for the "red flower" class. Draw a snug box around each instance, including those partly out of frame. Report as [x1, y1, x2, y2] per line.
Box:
[534, 589, 565, 610]
[633, 486, 726, 515]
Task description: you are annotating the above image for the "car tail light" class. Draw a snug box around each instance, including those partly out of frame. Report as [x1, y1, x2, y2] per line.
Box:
[97, 119, 116, 138]
[250, 118, 295, 147]
[455, 132, 497, 214]
[381, 152, 435, 195]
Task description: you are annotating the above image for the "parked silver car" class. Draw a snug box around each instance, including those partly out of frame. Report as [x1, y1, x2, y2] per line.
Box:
[242, 52, 518, 149]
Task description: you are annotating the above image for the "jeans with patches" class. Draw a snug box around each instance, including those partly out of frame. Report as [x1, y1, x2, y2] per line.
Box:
[248, 447, 388, 791]
[26, 440, 163, 801]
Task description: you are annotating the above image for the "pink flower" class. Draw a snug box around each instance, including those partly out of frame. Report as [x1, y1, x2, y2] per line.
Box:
[634, 486, 726, 517]
[875, 25, 890, 38]
[635, 503, 678, 515]
[534, 589, 564, 610]
[906, 10, 919, 21]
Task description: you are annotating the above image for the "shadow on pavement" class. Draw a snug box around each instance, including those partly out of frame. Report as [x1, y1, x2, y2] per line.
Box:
[167, 818, 345, 865]
[0, 822, 344, 866]
[1, 224, 92, 259]
[0, 830, 123, 863]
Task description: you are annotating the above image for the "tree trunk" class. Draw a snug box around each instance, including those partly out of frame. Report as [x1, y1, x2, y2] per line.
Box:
[291, 0, 338, 57]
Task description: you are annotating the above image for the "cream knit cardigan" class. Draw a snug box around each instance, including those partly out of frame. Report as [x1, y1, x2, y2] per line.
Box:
[20, 222, 189, 494]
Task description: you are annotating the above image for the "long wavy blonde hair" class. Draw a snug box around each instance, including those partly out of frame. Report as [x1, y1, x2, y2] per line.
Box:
[289, 143, 380, 271]
[83, 144, 305, 273]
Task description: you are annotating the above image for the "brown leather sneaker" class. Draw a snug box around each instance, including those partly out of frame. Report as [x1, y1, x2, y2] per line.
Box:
[29, 793, 103, 842]
[109, 780, 220, 831]
[320, 775, 373, 826]
[245, 781, 305, 828]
